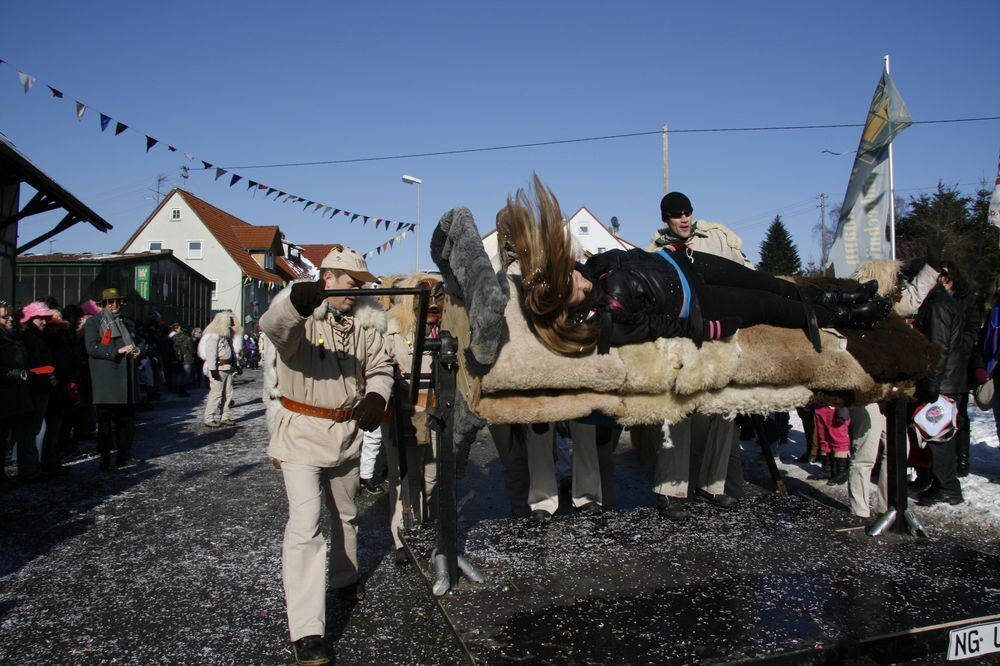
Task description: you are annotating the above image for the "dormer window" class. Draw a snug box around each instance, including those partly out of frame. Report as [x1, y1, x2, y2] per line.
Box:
[578, 224, 589, 234]
[265, 251, 275, 270]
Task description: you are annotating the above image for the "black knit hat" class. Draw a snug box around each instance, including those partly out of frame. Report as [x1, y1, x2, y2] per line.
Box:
[660, 192, 693, 221]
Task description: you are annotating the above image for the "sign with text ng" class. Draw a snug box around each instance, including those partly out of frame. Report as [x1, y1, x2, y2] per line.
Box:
[948, 620, 1000, 660]
[134, 264, 150, 301]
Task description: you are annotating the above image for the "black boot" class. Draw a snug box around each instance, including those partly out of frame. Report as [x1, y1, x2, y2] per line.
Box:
[823, 297, 893, 329]
[956, 431, 970, 478]
[827, 457, 849, 485]
[809, 279, 879, 306]
[808, 453, 832, 480]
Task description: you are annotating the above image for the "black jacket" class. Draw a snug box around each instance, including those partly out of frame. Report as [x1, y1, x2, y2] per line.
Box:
[580, 248, 703, 349]
[914, 284, 965, 395]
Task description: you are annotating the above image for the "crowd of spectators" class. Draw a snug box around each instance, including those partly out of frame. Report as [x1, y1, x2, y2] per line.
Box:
[0, 295, 216, 486]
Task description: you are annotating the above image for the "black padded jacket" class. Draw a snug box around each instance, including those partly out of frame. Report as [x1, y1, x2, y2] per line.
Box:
[913, 284, 965, 396]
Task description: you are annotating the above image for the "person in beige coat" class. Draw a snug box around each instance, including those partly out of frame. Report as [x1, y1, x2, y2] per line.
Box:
[259, 246, 393, 666]
[639, 192, 749, 520]
[198, 311, 241, 427]
[383, 273, 442, 562]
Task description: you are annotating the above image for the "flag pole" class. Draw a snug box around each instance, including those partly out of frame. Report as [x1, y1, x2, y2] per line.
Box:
[885, 54, 898, 261]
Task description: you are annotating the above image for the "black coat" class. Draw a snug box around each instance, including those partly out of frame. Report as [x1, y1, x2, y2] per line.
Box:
[581, 248, 701, 348]
[914, 284, 965, 395]
[0, 331, 33, 418]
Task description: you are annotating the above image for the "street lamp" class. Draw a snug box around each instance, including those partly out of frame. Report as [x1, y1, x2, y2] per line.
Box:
[402, 174, 421, 271]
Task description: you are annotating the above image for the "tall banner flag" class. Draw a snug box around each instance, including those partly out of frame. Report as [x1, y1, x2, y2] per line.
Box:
[826, 66, 912, 277]
[989, 149, 1000, 244]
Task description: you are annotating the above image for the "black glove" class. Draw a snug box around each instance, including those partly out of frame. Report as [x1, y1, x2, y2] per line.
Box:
[354, 393, 387, 432]
[703, 316, 741, 341]
[914, 379, 939, 404]
[289, 278, 327, 317]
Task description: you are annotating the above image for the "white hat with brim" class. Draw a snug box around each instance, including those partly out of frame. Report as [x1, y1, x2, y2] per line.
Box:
[319, 245, 379, 284]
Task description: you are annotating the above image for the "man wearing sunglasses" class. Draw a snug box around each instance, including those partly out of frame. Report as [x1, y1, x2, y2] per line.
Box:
[84, 288, 142, 472]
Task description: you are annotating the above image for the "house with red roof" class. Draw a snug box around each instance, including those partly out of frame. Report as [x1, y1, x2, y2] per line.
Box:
[121, 189, 299, 326]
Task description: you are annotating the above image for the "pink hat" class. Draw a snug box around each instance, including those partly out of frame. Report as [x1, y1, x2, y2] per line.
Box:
[81, 299, 102, 317]
[20, 301, 58, 324]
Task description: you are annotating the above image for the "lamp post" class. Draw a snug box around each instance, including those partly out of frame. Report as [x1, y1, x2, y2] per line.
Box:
[402, 174, 422, 271]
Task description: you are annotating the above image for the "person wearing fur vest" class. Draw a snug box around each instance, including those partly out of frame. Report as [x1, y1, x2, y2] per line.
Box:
[259, 245, 392, 666]
[198, 311, 241, 427]
[383, 273, 442, 562]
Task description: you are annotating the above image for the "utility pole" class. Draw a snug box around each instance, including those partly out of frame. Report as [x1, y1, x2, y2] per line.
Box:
[662, 123, 669, 194]
[817, 193, 828, 267]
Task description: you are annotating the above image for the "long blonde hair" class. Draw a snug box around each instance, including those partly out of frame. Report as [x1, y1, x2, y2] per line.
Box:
[505, 174, 598, 356]
[204, 311, 242, 338]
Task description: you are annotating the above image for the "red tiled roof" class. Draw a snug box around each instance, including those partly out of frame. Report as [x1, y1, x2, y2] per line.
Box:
[232, 225, 280, 250]
[299, 244, 338, 269]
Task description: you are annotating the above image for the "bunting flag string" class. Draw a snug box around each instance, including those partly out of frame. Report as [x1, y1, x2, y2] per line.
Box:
[2, 56, 418, 238]
[362, 230, 409, 259]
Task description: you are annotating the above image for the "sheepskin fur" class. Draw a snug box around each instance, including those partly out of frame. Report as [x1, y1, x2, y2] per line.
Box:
[475, 390, 624, 425]
[853, 259, 903, 298]
[431, 206, 510, 366]
[387, 272, 440, 339]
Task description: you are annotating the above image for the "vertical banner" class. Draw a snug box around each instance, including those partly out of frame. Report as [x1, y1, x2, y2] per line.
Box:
[826, 67, 912, 277]
[134, 264, 151, 300]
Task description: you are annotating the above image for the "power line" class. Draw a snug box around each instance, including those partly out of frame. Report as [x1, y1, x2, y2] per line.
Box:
[202, 116, 1000, 171]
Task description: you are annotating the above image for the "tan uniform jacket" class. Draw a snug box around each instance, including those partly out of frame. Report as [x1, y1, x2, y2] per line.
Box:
[895, 263, 939, 317]
[260, 296, 394, 467]
[646, 220, 752, 268]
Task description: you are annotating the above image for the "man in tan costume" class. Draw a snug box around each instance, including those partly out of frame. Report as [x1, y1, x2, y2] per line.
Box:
[260, 245, 393, 666]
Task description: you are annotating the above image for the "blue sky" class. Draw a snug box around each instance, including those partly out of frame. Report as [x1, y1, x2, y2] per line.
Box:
[2, 1, 998, 274]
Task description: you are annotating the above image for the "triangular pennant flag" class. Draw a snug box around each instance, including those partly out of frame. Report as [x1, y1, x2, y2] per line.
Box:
[303, 201, 312, 211]
[344, 210, 351, 216]
[145, 136, 158, 152]
[373, 219, 380, 229]
[184, 153, 195, 161]
[247, 180, 257, 190]
[396, 222, 405, 232]
[389, 239, 395, 248]
[323, 206, 331, 216]
[377, 247, 382, 255]
[47, 86, 63, 99]
[100, 113, 111, 132]
[167, 145, 177, 152]
[383, 242, 389, 251]
[363, 216, 369, 225]
[351, 214, 359, 222]
[330, 208, 341, 217]
[314, 203, 322, 212]
[267, 188, 276, 197]
[75, 101, 87, 122]
[230, 174, 242, 187]
[114, 122, 128, 135]
[0, 59, 5, 65]
[17, 71, 36, 94]
[214, 168, 227, 181]
[295, 197, 304, 203]
[409, 223, 416, 231]
[202, 161, 213, 170]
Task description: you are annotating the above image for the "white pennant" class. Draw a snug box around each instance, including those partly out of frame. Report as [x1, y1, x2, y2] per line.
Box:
[75, 101, 87, 122]
[17, 71, 36, 93]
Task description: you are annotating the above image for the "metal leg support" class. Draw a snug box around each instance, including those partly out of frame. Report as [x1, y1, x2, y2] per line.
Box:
[751, 414, 787, 494]
[868, 398, 917, 537]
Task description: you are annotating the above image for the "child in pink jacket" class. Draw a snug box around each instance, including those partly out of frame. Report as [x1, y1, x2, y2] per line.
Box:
[812, 406, 851, 485]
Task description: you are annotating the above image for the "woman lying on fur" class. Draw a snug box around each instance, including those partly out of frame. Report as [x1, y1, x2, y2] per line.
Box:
[504, 175, 891, 356]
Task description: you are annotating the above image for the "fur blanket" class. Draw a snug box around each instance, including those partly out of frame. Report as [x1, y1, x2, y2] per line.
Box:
[431, 213, 939, 426]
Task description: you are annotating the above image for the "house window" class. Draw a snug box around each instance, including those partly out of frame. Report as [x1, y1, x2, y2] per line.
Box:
[148, 241, 163, 252]
[211, 281, 218, 301]
[171, 208, 181, 221]
[597, 247, 606, 254]
[578, 224, 589, 234]
[265, 251, 275, 270]
[187, 241, 203, 259]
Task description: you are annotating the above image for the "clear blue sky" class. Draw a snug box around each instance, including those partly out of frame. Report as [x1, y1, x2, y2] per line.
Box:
[2, 1, 998, 274]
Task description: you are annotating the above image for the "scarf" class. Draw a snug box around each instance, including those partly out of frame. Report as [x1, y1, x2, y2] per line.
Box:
[653, 221, 708, 247]
[101, 309, 134, 347]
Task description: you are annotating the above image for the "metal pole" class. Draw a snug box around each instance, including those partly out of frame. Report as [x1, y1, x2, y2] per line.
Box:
[885, 55, 898, 261]
[662, 123, 669, 194]
[415, 183, 420, 272]
[751, 414, 786, 494]
[434, 332, 460, 586]
[886, 397, 909, 534]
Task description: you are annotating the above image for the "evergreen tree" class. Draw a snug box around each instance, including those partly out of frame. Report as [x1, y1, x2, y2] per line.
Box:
[757, 215, 802, 276]
[895, 182, 1000, 296]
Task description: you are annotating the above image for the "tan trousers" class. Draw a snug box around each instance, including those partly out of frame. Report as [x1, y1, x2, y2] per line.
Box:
[848, 404, 888, 518]
[203, 370, 233, 424]
[527, 421, 602, 514]
[385, 425, 438, 549]
[653, 413, 733, 498]
[280, 460, 360, 641]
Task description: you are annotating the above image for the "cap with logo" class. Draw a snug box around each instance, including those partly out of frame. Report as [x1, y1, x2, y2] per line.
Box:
[320, 245, 379, 284]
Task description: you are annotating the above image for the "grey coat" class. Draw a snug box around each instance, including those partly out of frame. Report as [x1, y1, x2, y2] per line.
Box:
[85, 312, 138, 405]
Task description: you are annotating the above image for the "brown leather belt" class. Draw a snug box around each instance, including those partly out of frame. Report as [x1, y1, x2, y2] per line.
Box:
[280, 396, 355, 422]
[218, 359, 232, 366]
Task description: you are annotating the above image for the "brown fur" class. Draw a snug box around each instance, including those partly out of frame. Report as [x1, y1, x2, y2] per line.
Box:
[386, 273, 441, 338]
